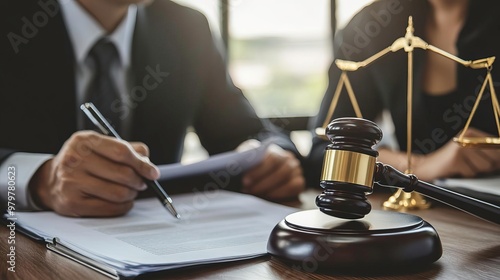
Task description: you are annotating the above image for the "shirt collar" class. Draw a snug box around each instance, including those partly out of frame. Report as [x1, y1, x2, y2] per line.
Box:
[59, 0, 137, 67]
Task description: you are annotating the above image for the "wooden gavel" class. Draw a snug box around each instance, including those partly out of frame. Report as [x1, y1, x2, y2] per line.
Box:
[316, 117, 500, 224]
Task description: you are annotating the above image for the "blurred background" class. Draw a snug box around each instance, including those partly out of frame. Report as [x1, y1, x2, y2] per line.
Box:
[172, 0, 376, 162]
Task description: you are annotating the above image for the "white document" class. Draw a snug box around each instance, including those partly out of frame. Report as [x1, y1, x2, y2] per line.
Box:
[14, 190, 296, 278]
[435, 176, 500, 196]
[158, 141, 270, 181]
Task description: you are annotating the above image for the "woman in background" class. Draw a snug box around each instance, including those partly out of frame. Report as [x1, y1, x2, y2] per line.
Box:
[307, 0, 500, 185]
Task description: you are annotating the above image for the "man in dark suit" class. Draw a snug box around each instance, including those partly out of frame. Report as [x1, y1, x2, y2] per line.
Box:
[0, 0, 305, 216]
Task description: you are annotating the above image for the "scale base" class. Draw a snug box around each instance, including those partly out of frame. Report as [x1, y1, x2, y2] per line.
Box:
[267, 210, 442, 271]
[383, 190, 431, 211]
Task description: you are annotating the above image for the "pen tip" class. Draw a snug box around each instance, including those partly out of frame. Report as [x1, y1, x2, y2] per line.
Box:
[163, 201, 181, 220]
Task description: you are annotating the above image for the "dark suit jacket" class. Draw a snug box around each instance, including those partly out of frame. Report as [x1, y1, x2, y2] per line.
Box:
[0, 0, 297, 171]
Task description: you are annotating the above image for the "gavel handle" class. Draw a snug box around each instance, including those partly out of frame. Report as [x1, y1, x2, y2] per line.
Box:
[374, 162, 500, 225]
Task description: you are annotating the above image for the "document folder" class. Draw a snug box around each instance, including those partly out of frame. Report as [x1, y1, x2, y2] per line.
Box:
[47, 238, 120, 280]
[12, 191, 296, 279]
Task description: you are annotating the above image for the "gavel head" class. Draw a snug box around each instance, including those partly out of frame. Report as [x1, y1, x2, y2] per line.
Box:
[316, 118, 383, 219]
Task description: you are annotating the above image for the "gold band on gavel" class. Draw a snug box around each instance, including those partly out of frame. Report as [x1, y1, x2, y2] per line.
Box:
[320, 150, 376, 189]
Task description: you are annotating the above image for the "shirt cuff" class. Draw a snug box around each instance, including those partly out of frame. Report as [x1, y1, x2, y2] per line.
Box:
[0, 153, 53, 211]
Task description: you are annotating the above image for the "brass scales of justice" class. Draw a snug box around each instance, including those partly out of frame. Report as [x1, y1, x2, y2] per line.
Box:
[315, 16, 500, 211]
[266, 16, 500, 271]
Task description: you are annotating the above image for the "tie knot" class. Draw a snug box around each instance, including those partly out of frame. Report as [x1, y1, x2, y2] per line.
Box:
[88, 38, 119, 70]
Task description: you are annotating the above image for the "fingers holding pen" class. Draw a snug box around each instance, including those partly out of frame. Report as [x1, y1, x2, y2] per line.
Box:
[49, 171, 137, 216]
[62, 131, 160, 180]
[30, 131, 158, 217]
[94, 138, 159, 180]
[130, 142, 150, 157]
[78, 152, 147, 191]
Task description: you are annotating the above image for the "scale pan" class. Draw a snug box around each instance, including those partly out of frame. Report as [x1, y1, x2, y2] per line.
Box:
[453, 136, 500, 148]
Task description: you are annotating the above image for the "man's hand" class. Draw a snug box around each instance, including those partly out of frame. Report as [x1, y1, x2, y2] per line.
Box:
[240, 142, 305, 201]
[29, 131, 159, 217]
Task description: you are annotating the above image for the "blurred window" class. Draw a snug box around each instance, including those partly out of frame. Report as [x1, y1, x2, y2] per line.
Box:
[171, 0, 376, 158]
[172, 0, 375, 120]
[228, 0, 331, 118]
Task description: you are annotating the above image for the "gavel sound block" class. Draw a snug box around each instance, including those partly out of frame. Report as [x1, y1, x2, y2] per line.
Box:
[267, 118, 500, 270]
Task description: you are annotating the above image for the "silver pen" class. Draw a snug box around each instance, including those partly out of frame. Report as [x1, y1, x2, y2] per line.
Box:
[80, 102, 181, 219]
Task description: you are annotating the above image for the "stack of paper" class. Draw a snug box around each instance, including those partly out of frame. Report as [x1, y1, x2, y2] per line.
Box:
[14, 190, 297, 279]
[435, 176, 500, 205]
[435, 176, 500, 196]
[158, 141, 270, 181]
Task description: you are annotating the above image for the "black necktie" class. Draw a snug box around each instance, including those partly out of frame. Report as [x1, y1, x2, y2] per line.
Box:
[85, 38, 122, 133]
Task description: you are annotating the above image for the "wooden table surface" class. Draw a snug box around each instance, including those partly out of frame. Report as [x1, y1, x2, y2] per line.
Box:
[1, 190, 499, 280]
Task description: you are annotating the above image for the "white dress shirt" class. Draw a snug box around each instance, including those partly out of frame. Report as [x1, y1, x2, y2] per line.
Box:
[0, 0, 137, 210]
